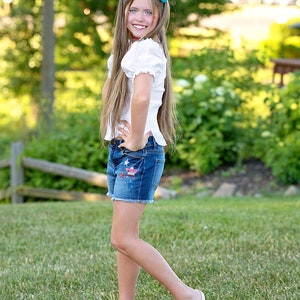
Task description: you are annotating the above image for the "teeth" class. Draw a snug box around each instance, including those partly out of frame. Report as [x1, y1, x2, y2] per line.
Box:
[134, 25, 146, 29]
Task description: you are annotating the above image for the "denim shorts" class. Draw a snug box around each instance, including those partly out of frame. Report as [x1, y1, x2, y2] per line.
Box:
[106, 136, 165, 204]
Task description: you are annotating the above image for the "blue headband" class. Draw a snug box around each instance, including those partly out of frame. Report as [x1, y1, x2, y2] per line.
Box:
[160, 0, 167, 3]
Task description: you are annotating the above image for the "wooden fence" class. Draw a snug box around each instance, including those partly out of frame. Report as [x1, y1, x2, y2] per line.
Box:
[0, 142, 176, 204]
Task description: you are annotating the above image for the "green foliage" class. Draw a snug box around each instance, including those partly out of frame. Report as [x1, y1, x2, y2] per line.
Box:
[170, 45, 265, 174]
[1, 0, 234, 100]
[264, 132, 300, 184]
[0, 109, 108, 195]
[56, 0, 112, 70]
[0, 0, 235, 136]
[1, 40, 268, 193]
[260, 17, 300, 59]
[0, 1, 42, 101]
[168, 0, 237, 34]
[175, 75, 243, 173]
[256, 72, 300, 184]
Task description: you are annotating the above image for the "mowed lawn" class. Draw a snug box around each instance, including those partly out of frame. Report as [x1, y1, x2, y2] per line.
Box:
[0, 196, 299, 299]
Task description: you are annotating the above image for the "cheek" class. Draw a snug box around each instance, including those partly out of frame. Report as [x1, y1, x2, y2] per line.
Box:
[127, 15, 133, 26]
[150, 16, 158, 28]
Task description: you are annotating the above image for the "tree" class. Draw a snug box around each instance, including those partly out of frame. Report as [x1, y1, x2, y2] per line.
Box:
[0, 0, 234, 135]
[41, 0, 55, 130]
[55, 0, 233, 68]
[0, 0, 42, 125]
[169, 0, 231, 34]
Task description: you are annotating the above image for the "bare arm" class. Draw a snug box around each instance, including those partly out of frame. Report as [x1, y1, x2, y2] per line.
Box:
[119, 73, 152, 151]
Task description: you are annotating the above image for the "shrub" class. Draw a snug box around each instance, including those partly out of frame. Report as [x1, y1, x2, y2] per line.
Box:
[0, 109, 108, 197]
[256, 71, 300, 184]
[26, 110, 107, 192]
[260, 17, 300, 59]
[174, 74, 248, 174]
[170, 44, 265, 174]
[1, 42, 267, 194]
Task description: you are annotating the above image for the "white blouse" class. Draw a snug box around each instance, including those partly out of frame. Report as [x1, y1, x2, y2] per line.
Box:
[104, 38, 167, 146]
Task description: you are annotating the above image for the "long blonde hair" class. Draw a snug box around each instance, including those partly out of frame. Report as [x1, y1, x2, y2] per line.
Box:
[100, 0, 176, 147]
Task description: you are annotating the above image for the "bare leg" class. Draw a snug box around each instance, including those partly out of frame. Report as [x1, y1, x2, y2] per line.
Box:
[117, 252, 140, 300]
[111, 201, 204, 300]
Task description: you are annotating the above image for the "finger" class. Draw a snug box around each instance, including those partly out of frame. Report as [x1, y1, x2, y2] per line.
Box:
[118, 127, 126, 134]
[121, 120, 131, 131]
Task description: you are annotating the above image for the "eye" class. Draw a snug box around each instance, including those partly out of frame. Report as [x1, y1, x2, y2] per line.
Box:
[144, 9, 153, 15]
[129, 8, 137, 13]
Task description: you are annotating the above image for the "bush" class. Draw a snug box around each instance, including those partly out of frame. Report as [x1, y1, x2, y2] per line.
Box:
[0, 42, 267, 193]
[255, 71, 300, 184]
[174, 75, 246, 174]
[260, 17, 300, 59]
[264, 132, 300, 184]
[26, 110, 107, 192]
[170, 44, 265, 174]
[0, 108, 108, 197]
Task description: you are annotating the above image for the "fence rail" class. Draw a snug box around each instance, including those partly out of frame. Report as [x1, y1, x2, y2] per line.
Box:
[0, 159, 10, 169]
[0, 142, 176, 204]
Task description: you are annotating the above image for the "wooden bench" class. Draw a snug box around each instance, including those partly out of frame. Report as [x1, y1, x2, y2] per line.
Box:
[271, 58, 300, 87]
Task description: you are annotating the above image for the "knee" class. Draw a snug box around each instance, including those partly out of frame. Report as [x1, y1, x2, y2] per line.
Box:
[111, 231, 136, 255]
[110, 232, 127, 252]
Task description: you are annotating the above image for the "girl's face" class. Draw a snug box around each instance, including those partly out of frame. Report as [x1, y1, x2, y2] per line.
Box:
[126, 0, 159, 41]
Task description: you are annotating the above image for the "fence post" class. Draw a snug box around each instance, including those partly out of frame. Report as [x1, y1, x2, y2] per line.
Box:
[10, 142, 24, 204]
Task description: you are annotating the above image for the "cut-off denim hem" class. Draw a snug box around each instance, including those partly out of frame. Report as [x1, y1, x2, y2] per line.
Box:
[106, 192, 155, 204]
[106, 136, 165, 204]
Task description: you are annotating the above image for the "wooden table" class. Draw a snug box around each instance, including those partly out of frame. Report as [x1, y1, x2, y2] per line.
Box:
[271, 58, 300, 87]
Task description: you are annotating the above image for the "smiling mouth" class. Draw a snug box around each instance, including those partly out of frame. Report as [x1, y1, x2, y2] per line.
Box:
[133, 25, 147, 29]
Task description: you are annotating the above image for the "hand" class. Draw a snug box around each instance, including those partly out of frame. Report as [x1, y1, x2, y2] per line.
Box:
[118, 120, 151, 151]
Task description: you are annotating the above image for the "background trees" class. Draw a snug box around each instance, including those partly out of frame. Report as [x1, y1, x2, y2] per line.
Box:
[1, 2, 300, 194]
[0, 0, 232, 130]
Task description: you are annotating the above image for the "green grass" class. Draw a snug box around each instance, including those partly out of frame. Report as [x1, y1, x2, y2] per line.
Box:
[0, 197, 299, 299]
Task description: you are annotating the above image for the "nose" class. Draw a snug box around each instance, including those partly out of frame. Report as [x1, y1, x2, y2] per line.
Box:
[134, 11, 145, 21]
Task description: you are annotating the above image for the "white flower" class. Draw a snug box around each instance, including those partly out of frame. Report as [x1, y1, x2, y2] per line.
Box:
[194, 74, 208, 83]
[215, 86, 225, 96]
[176, 79, 190, 88]
[261, 131, 272, 138]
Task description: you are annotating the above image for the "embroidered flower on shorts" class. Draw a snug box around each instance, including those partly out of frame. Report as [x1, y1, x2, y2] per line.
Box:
[126, 166, 139, 176]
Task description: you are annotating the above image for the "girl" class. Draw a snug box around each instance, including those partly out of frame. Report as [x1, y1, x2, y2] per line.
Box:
[101, 0, 205, 299]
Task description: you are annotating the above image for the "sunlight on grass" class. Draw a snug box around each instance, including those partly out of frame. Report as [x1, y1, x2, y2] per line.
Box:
[0, 197, 299, 299]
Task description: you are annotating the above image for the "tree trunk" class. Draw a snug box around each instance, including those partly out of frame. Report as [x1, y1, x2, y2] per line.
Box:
[41, 0, 55, 130]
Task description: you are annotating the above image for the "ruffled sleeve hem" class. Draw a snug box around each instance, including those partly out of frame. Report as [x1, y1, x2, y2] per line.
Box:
[121, 39, 166, 82]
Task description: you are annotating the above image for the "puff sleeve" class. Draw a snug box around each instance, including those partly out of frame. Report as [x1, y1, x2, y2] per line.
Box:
[121, 39, 166, 82]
